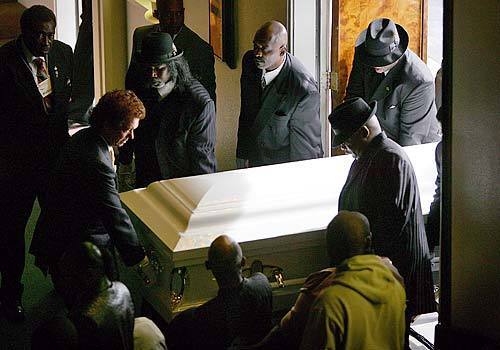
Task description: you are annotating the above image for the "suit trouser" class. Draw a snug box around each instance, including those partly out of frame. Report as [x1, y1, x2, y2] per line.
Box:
[0, 169, 49, 302]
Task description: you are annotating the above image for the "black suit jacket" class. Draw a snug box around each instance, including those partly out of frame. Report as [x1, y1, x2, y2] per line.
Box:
[0, 37, 72, 176]
[237, 51, 323, 166]
[30, 127, 145, 269]
[338, 132, 435, 316]
[346, 49, 440, 146]
[126, 24, 216, 103]
[120, 80, 216, 188]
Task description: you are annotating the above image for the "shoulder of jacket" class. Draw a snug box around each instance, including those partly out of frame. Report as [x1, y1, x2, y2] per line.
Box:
[178, 26, 212, 50]
[287, 55, 319, 94]
[0, 40, 19, 63]
[51, 40, 73, 56]
[401, 50, 434, 85]
[186, 80, 213, 106]
[135, 25, 156, 36]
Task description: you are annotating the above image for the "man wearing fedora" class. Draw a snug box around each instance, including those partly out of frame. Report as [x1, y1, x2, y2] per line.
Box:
[329, 97, 436, 348]
[346, 18, 440, 146]
[118, 32, 216, 188]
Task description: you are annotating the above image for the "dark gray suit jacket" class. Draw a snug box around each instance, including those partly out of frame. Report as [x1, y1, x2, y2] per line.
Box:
[237, 51, 323, 166]
[30, 127, 145, 270]
[346, 49, 440, 146]
[126, 24, 216, 103]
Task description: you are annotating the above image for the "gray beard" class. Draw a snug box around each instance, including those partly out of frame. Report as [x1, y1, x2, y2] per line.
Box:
[155, 80, 176, 100]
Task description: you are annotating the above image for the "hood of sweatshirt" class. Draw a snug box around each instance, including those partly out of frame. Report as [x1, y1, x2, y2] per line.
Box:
[331, 254, 404, 304]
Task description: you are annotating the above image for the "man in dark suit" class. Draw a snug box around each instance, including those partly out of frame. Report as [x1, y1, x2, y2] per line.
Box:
[30, 90, 154, 286]
[329, 97, 436, 347]
[126, 0, 216, 103]
[346, 18, 440, 146]
[237, 21, 323, 168]
[0, 5, 73, 321]
[118, 32, 216, 188]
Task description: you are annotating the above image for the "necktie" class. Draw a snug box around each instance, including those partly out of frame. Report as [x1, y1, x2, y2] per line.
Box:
[33, 58, 53, 112]
[261, 74, 267, 90]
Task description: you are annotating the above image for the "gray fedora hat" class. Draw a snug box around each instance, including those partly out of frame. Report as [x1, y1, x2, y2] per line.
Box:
[328, 98, 377, 147]
[356, 18, 409, 67]
[138, 32, 183, 65]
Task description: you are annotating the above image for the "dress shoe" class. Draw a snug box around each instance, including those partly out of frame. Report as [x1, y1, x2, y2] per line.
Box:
[1, 300, 25, 322]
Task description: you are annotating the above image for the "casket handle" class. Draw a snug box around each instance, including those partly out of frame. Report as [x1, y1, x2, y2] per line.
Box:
[170, 266, 187, 309]
[244, 260, 286, 288]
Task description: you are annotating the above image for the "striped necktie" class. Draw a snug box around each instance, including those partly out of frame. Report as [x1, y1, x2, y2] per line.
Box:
[33, 57, 53, 112]
[261, 74, 267, 90]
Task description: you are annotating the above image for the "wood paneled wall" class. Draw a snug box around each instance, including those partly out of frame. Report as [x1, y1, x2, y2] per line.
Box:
[332, 0, 428, 105]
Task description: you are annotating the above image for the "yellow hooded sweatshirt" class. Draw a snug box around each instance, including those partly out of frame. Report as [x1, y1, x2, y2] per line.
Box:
[300, 254, 406, 350]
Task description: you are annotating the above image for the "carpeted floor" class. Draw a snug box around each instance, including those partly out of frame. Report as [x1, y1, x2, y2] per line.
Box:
[0, 202, 64, 349]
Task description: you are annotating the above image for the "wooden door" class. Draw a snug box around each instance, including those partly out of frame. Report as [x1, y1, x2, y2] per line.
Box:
[331, 0, 428, 106]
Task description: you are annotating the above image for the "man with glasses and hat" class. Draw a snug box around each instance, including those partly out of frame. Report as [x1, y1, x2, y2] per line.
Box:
[0, 5, 73, 322]
[346, 18, 440, 146]
[329, 97, 436, 348]
[118, 32, 216, 188]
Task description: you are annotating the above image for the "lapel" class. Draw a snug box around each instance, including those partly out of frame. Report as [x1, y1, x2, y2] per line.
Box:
[250, 54, 290, 137]
[369, 52, 407, 102]
[95, 130, 118, 187]
[47, 50, 59, 91]
[13, 38, 43, 104]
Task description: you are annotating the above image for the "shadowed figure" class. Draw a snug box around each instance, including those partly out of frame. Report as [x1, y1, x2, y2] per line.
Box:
[167, 235, 272, 350]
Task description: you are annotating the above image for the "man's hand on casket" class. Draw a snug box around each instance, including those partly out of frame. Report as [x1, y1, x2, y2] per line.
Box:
[135, 255, 157, 286]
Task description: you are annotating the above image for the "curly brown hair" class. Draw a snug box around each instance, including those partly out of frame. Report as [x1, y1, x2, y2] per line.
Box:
[89, 90, 145, 129]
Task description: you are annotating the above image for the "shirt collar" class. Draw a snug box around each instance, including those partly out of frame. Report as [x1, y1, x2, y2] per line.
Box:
[263, 55, 286, 86]
[155, 24, 183, 40]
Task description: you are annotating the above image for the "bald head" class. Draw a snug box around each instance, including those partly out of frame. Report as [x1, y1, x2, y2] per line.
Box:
[326, 211, 372, 266]
[253, 20, 288, 71]
[208, 235, 243, 267]
[157, 0, 184, 36]
[257, 21, 287, 46]
[206, 235, 245, 287]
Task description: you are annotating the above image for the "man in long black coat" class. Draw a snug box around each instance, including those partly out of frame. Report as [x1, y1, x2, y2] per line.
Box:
[0, 5, 72, 321]
[329, 98, 435, 328]
[119, 32, 216, 188]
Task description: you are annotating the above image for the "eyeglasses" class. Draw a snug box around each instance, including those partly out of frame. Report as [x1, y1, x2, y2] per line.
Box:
[35, 31, 55, 40]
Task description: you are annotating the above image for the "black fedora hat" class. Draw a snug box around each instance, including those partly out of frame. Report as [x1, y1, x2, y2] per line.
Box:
[356, 18, 409, 67]
[138, 32, 183, 65]
[328, 98, 377, 147]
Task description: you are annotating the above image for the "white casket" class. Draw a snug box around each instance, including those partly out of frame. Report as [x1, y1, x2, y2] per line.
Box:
[120, 143, 438, 321]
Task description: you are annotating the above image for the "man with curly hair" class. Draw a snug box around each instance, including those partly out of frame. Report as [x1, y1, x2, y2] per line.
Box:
[31, 90, 155, 287]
